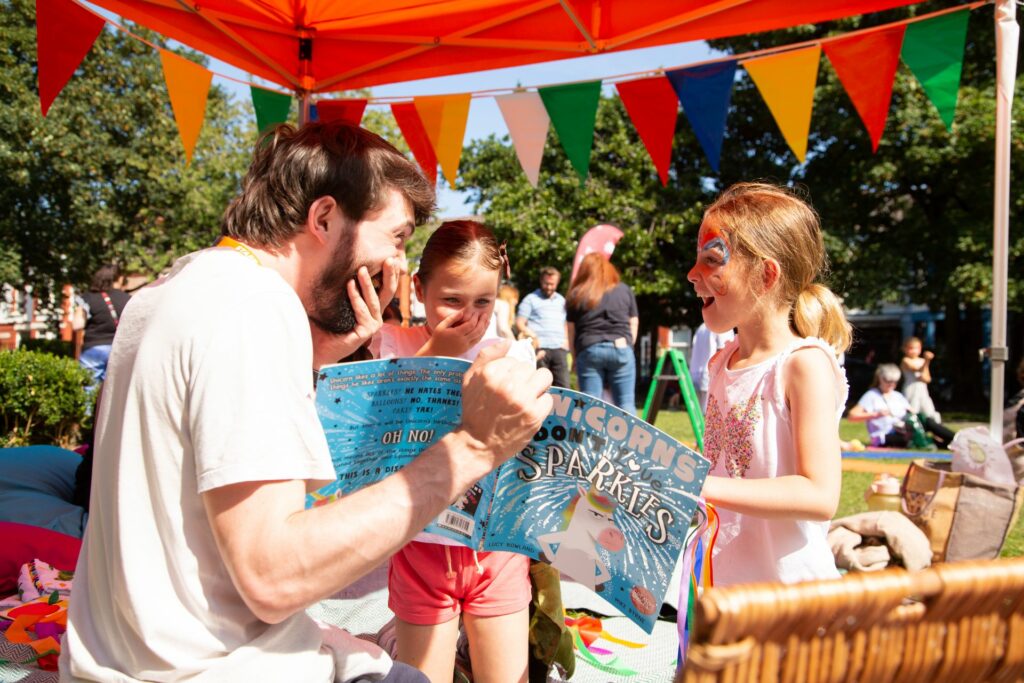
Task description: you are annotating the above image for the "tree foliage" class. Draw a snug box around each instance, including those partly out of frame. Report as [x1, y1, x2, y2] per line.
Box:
[1, 0, 252, 298]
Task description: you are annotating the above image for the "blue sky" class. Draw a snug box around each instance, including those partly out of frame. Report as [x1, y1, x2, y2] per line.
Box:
[210, 41, 718, 216]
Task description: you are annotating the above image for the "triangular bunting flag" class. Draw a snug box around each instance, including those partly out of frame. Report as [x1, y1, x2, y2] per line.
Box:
[160, 50, 213, 164]
[495, 92, 550, 187]
[36, 0, 105, 116]
[318, 99, 368, 126]
[902, 10, 969, 131]
[414, 94, 471, 186]
[615, 77, 678, 185]
[743, 47, 821, 163]
[538, 81, 602, 183]
[251, 87, 292, 134]
[391, 102, 438, 185]
[824, 27, 905, 151]
[665, 61, 737, 172]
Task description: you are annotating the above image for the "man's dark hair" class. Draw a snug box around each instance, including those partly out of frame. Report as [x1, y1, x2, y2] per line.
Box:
[89, 264, 119, 292]
[222, 123, 436, 248]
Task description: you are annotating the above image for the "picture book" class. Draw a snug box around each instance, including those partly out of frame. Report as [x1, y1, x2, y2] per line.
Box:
[308, 357, 711, 632]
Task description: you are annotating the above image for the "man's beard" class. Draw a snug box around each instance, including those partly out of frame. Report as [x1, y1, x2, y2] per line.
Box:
[308, 240, 364, 335]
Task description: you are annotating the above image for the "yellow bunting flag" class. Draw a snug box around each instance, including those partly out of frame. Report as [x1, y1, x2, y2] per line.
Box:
[414, 94, 471, 186]
[159, 49, 212, 164]
[743, 46, 821, 163]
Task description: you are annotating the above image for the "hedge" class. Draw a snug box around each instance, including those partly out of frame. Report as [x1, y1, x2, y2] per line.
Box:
[0, 349, 93, 447]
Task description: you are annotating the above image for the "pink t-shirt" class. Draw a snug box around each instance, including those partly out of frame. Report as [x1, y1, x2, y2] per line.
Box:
[704, 337, 848, 586]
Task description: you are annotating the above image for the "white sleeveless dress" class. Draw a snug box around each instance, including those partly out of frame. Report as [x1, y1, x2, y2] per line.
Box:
[703, 337, 848, 586]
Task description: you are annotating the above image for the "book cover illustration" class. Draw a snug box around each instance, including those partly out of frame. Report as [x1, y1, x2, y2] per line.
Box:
[308, 357, 711, 632]
[483, 389, 710, 631]
[308, 357, 495, 546]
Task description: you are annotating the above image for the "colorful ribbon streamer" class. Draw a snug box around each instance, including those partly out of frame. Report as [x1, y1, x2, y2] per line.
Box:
[677, 500, 719, 665]
[565, 614, 646, 676]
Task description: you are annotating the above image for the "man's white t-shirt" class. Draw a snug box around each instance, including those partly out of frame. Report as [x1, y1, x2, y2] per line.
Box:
[61, 249, 386, 682]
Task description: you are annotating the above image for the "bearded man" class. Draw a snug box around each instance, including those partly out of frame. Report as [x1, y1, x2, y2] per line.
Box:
[61, 124, 553, 683]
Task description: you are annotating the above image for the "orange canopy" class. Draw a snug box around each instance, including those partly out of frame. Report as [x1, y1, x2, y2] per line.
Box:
[88, 0, 923, 93]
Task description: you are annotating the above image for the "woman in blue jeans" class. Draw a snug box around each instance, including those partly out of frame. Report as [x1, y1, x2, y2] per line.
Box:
[566, 253, 639, 414]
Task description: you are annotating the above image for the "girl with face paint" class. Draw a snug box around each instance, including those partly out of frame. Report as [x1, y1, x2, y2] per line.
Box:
[687, 182, 853, 587]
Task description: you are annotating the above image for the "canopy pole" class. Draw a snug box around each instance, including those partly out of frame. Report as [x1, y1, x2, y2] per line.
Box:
[298, 91, 311, 125]
[298, 30, 314, 127]
[990, 0, 1018, 440]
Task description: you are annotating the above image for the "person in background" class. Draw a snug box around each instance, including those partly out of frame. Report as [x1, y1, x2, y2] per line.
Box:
[516, 267, 570, 388]
[691, 182, 850, 587]
[848, 363, 955, 449]
[900, 336, 941, 423]
[1004, 358, 1024, 444]
[689, 322, 735, 412]
[72, 264, 131, 387]
[494, 283, 519, 340]
[565, 253, 639, 414]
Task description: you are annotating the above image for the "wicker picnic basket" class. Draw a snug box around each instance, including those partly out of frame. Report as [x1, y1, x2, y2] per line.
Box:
[681, 558, 1024, 683]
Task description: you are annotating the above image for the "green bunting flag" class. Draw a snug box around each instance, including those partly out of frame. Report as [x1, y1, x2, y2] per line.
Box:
[538, 81, 602, 183]
[901, 10, 970, 131]
[251, 87, 292, 133]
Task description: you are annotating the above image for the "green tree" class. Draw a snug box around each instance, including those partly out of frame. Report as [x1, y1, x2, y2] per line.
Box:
[1, 0, 251, 302]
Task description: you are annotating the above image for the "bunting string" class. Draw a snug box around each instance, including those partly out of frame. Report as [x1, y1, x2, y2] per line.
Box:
[42, 0, 988, 176]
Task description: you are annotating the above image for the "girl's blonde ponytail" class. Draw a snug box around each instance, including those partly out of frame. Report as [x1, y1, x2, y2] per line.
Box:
[793, 283, 852, 354]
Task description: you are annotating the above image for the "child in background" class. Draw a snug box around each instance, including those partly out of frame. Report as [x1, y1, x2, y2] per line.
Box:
[900, 336, 940, 423]
[688, 182, 851, 586]
[374, 220, 530, 683]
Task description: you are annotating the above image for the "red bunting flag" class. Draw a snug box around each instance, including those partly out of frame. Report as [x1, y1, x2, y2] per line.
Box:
[318, 99, 368, 126]
[823, 26, 906, 151]
[615, 77, 679, 185]
[36, 0, 105, 116]
[391, 102, 437, 185]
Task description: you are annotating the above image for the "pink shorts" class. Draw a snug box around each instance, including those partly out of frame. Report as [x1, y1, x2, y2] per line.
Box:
[388, 541, 531, 625]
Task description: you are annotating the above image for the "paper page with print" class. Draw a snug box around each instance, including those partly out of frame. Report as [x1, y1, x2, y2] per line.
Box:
[306, 356, 492, 547]
[483, 388, 711, 633]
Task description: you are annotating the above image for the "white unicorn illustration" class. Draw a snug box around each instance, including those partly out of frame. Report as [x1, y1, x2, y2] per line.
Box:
[538, 483, 623, 591]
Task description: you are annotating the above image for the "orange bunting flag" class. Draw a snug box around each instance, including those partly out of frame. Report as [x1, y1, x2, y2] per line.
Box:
[743, 46, 821, 164]
[36, 0, 105, 116]
[414, 94, 471, 186]
[495, 92, 549, 187]
[824, 27, 906, 151]
[159, 50, 212, 164]
[391, 102, 438, 185]
[615, 77, 679, 185]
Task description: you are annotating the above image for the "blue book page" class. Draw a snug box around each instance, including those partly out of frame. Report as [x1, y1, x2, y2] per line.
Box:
[306, 357, 491, 547]
[483, 388, 711, 633]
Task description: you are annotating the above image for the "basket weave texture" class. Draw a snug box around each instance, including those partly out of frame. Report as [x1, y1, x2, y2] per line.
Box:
[682, 558, 1024, 683]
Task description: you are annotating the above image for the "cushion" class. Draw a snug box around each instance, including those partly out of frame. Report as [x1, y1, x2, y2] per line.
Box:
[0, 446, 87, 537]
[0, 522, 81, 594]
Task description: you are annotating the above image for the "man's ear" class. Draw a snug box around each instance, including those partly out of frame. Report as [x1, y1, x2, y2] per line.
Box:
[762, 258, 781, 293]
[306, 196, 338, 246]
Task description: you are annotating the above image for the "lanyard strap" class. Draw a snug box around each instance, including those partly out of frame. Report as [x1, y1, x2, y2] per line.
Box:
[99, 291, 119, 329]
[216, 236, 261, 266]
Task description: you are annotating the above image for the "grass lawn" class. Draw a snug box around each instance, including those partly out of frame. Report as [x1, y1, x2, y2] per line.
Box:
[649, 409, 1024, 559]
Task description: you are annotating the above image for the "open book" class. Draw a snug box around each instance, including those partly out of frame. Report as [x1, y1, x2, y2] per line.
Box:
[308, 357, 710, 632]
